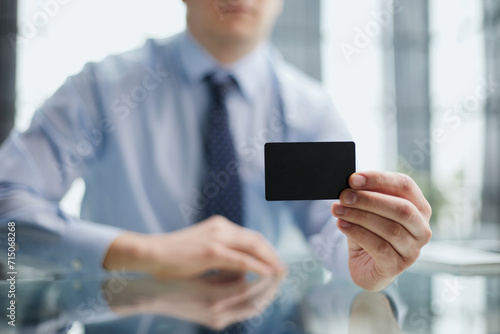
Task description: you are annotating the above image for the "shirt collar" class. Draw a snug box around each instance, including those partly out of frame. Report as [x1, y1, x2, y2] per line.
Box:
[179, 30, 271, 104]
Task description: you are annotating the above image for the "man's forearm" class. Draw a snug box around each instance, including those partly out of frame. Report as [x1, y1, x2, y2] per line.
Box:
[102, 231, 152, 272]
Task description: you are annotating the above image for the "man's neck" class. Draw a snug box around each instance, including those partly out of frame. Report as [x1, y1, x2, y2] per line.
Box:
[188, 29, 262, 65]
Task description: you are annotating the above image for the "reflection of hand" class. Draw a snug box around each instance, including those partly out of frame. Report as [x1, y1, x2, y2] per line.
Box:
[349, 292, 403, 334]
[332, 171, 432, 291]
[106, 273, 284, 330]
[103, 215, 285, 278]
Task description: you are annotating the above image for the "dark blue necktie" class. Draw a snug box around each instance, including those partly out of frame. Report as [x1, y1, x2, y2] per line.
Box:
[202, 73, 244, 226]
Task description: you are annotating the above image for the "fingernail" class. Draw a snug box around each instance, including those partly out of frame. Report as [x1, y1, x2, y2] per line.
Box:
[351, 174, 366, 188]
[339, 220, 352, 228]
[342, 191, 357, 205]
[334, 204, 347, 216]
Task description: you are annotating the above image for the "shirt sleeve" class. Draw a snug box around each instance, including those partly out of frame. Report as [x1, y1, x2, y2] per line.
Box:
[0, 63, 123, 275]
[295, 199, 351, 279]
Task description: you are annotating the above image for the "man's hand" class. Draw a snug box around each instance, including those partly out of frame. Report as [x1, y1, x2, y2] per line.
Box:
[331, 171, 432, 291]
[103, 215, 285, 278]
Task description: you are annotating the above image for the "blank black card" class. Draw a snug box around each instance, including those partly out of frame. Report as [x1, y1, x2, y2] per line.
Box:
[265, 142, 356, 201]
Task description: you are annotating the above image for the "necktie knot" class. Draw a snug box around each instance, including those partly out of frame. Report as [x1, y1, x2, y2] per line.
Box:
[204, 73, 238, 101]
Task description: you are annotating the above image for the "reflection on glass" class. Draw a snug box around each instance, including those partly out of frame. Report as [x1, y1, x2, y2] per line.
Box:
[106, 274, 284, 331]
[0, 264, 406, 334]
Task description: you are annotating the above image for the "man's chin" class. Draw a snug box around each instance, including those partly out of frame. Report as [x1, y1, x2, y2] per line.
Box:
[215, 24, 259, 43]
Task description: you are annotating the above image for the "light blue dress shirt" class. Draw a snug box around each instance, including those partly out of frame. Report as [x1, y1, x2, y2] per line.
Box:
[0, 31, 352, 276]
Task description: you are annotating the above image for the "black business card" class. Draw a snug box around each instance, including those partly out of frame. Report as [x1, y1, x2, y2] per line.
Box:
[265, 142, 356, 201]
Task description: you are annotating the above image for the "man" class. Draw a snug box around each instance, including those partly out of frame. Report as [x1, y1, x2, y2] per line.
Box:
[0, 0, 431, 291]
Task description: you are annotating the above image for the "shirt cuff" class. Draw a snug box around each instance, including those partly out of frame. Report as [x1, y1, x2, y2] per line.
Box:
[58, 218, 124, 275]
[308, 217, 350, 279]
[10, 218, 124, 276]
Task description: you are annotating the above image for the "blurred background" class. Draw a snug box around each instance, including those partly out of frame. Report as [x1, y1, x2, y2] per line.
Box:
[1, 0, 499, 241]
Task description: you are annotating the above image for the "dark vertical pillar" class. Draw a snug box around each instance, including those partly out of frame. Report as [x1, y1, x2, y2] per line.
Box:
[481, 0, 500, 227]
[0, 0, 17, 145]
[482, 3, 500, 329]
[386, 3, 433, 328]
[271, 0, 322, 81]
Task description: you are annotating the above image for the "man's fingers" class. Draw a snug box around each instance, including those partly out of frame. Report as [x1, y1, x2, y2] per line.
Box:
[336, 219, 410, 276]
[226, 229, 284, 272]
[348, 171, 432, 217]
[203, 215, 285, 272]
[206, 245, 275, 276]
[338, 189, 431, 240]
[332, 203, 421, 259]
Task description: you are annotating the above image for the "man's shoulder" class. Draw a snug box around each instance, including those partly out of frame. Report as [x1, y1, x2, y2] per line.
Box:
[271, 52, 331, 107]
[277, 60, 324, 92]
[76, 34, 180, 86]
[271, 52, 333, 114]
[270, 49, 351, 141]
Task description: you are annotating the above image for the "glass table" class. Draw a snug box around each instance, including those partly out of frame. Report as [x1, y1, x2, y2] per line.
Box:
[0, 261, 499, 334]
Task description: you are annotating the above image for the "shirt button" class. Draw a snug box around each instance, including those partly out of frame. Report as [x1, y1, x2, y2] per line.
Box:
[71, 258, 83, 272]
